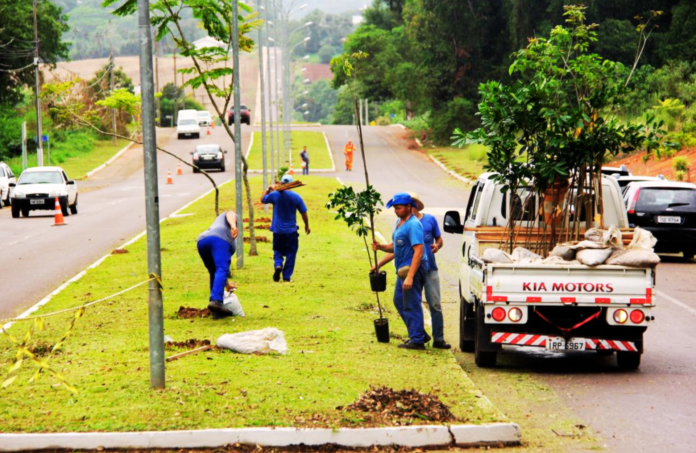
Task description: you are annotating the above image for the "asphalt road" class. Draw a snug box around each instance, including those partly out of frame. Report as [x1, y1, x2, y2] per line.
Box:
[0, 125, 250, 321]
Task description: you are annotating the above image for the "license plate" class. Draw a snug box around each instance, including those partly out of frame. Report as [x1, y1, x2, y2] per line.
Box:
[546, 337, 586, 351]
[202, 156, 213, 160]
[657, 216, 681, 224]
[30, 199, 44, 205]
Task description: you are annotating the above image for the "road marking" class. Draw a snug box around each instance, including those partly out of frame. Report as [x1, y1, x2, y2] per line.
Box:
[336, 177, 344, 186]
[656, 290, 696, 316]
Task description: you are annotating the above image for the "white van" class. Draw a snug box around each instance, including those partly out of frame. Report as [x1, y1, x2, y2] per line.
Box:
[196, 111, 213, 127]
[177, 110, 201, 139]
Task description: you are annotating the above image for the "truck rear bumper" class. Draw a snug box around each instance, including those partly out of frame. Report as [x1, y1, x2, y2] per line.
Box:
[490, 331, 640, 352]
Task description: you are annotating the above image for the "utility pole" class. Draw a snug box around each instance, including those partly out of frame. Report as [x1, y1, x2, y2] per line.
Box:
[257, 0, 268, 197]
[33, 0, 44, 167]
[365, 98, 369, 125]
[232, 0, 244, 269]
[273, 28, 281, 168]
[155, 40, 161, 127]
[137, 0, 165, 389]
[173, 52, 178, 125]
[265, 0, 275, 182]
[110, 51, 117, 145]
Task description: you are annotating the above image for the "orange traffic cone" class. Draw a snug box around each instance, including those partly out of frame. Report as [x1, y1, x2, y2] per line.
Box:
[288, 163, 295, 175]
[176, 162, 183, 176]
[52, 197, 66, 227]
[211, 120, 215, 129]
[207, 127, 211, 136]
[167, 169, 173, 184]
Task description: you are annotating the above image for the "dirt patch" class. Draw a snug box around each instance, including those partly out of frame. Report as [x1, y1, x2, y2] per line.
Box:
[245, 217, 271, 223]
[165, 339, 212, 350]
[245, 236, 269, 243]
[610, 145, 696, 183]
[112, 249, 128, 254]
[177, 306, 211, 318]
[340, 386, 458, 424]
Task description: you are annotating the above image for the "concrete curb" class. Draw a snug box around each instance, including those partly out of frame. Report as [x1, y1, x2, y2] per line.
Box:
[428, 154, 471, 184]
[322, 131, 336, 172]
[0, 423, 520, 451]
[84, 141, 135, 179]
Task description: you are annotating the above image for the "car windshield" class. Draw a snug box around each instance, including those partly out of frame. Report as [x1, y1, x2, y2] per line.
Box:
[636, 188, 696, 211]
[18, 171, 63, 185]
[179, 119, 197, 126]
[196, 145, 220, 154]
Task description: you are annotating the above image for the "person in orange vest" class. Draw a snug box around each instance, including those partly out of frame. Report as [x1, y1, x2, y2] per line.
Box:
[343, 140, 355, 171]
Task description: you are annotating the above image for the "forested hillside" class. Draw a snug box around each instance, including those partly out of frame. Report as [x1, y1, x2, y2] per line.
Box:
[332, 0, 696, 143]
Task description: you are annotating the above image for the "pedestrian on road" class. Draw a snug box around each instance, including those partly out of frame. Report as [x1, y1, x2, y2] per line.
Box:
[262, 175, 311, 282]
[407, 192, 451, 349]
[300, 146, 310, 175]
[344, 140, 355, 171]
[197, 211, 239, 319]
[372, 192, 429, 350]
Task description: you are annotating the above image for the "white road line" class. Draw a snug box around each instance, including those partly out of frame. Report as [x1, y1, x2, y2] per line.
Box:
[322, 131, 336, 171]
[657, 290, 696, 316]
[336, 177, 344, 186]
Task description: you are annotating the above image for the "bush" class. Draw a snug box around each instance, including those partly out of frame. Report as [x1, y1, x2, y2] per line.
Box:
[673, 156, 690, 173]
[375, 116, 391, 126]
[675, 170, 686, 181]
[0, 103, 27, 161]
[431, 97, 478, 144]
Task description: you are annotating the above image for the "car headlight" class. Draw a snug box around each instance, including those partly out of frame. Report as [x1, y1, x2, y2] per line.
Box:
[14, 191, 26, 198]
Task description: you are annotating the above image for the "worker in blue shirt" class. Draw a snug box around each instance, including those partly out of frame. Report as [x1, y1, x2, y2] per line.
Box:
[261, 175, 311, 282]
[372, 192, 429, 350]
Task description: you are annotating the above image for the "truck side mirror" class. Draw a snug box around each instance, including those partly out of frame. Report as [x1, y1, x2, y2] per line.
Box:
[443, 211, 464, 234]
[9, 182, 16, 188]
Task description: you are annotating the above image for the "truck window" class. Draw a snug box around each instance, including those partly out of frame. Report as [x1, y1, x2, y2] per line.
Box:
[502, 189, 537, 221]
[470, 183, 484, 222]
[464, 183, 479, 221]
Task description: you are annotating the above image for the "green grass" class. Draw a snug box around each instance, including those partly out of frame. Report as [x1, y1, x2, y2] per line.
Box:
[429, 144, 489, 181]
[7, 132, 130, 180]
[247, 131, 333, 171]
[0, 175, 501, 432]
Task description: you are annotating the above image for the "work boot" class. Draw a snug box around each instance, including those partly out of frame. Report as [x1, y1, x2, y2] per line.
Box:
[433, 341, 452, 350]
[208, 301, 234, 318]
[398, 342, 425, 350]
[273, 266, 282, 282]
[424, 333, 432, 344]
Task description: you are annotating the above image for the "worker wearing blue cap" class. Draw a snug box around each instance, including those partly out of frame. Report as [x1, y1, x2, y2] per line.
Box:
[261, 174, 311, 282]
[372, 192, 429, 350]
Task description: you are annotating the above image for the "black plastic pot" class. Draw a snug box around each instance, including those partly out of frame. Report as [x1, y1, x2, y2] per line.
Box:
[374, 318, 390, 343]
[369, 270, 387, 292]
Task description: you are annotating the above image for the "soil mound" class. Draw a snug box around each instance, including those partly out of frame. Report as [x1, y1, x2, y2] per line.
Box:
[177, 306, 211, 318]
[341, 386, 457, 423]
[165, 338, 212, 350]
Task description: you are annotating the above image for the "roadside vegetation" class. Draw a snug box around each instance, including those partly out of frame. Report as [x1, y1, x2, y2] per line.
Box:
[0, 176, 500, 432]
[246, 131, 333, 171]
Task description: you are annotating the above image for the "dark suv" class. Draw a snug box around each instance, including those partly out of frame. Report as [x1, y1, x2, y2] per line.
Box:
[228, 104, 251, 125]
[624, 181, 696, 258]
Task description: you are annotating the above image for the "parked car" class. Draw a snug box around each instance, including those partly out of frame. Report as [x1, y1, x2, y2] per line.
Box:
[624, 180, 696, 258]
[228, 104, 251, 125]
[9, 166, 78, 218]
[192, 144, 226, 172]
[602, 165, 631, 177]
[196, 110, 213, 127]
[0, 161, 16, 207]
[616, 175, 666, 192]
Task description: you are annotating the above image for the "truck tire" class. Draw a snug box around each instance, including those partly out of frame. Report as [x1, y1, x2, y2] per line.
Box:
[616, 351, 641, 370]
[475, 306, 497, 368]
[459, 298, 475, 353]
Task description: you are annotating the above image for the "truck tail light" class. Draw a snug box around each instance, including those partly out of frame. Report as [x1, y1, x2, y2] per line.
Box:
[508, 307, 523, 322]
[627, 188, 641, 214]
[491, 307, 506, 322]
[613, 309, 628, 324]
[630, 309, 645, 324]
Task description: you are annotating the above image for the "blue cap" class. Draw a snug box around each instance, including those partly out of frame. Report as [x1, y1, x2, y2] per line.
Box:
[386, 192, 415, 208]
[280, 174, 294, 183]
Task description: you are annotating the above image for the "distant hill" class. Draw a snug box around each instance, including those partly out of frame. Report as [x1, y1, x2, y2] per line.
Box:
[289, 0, 367, 18]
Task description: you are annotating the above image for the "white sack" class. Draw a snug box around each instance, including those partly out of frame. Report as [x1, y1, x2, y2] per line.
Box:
[576, 248, 613, 266]
[481, 248, 513, 264]
[223, 291, 245, 317]
[606, 249, 661, 267]
[583, 226, 623, 248]
[540, 256, 581, 265]
[512, 247, 543, 262]
[217, 327, 288, 355]
[549, 245, 576, 261]
[627, 226, 658, 252]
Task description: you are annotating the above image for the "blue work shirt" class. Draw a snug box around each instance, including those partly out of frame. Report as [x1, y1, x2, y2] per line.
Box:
[392, 214, 428, 273]
[262, 190, 308, 234]
[419, 213, 441, 271]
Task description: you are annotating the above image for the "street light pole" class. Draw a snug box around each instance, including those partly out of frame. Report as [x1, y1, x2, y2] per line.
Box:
[137, 0, 164, 389]
[33, 0, 44, 167]
[271, 13, 281, 169]
[256, 0, 268, 195]
[232, 0, 244, 269]
[264, 2, 276, 182]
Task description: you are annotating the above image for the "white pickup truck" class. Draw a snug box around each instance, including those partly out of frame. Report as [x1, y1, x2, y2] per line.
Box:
[444, 173, 655, 370]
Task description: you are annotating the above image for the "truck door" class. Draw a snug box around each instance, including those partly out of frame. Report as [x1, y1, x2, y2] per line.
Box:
[460, 181, 482, 302]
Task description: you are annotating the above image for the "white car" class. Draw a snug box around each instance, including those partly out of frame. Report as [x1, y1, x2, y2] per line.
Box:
[9, 166, 78, 218]
[196, 110, 213, 127]
[177, 116, 201, 139]
[0, 162, 16, 207]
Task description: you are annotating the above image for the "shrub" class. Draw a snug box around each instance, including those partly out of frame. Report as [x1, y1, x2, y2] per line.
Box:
[430, 97, 477, 144]
[675, 170, 685, 181]
[375, 116, 391, 126]
[673, 156, 690, 173]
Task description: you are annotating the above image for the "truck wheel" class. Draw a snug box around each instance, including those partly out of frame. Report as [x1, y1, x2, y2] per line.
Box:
[459, 298, 475, 352]
[617, 351, 641, 370]
[475, 307, 497, 368]
[70, 196, 78, 215]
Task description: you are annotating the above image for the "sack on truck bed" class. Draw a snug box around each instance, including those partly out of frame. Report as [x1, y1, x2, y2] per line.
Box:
[606, 249, 661, 267]
[482, 248, 513, 264]
[576, 248, 614, 266]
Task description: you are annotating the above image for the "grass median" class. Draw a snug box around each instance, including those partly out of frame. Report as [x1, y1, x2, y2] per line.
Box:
[246, 131, 333, 172]
[428, 144, 488, 181]
[0, 175, 502, 432]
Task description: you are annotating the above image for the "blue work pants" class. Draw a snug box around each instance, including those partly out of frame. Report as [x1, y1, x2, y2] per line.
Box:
[273, 232, 299, 281]
[393, 266, 427, 344]
[197, 236, 235, 302]
[302, 162, 309, 175]
[423, 269, 444, 342]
